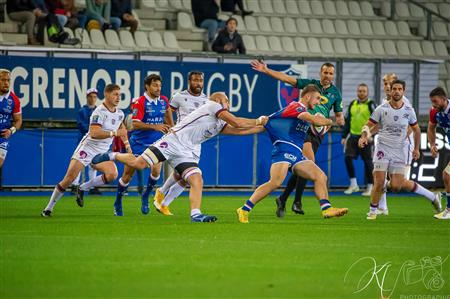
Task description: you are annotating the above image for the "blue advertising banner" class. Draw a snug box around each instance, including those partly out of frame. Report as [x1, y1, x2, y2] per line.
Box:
[2, 55, 305, 120]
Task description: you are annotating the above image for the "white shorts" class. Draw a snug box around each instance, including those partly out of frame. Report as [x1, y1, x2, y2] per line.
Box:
[403, 133, 414, 166]
[143, 133, 199, 168]
[373, 143, 406, 174]
[72, 141, 108, 167]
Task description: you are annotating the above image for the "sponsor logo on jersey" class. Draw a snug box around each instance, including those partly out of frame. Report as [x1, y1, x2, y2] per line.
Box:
[376, 151, 385, 160]
[79, 150, 88, 159]
[159, 142, 168, 148]
[284, 153, 297, 162]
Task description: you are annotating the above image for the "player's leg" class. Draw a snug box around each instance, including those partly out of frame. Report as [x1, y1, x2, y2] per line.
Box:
[344, 136, 360, 195]
[113, 164, 136, 216]
[92, 151, 148, 170]
[275, 174, 297, 217]
[366, 163, 388, 220]
[361, 142, 374, 197]
[238, 163, 290, 223]
[401, 173, 442, 213]
[88, 165, 101, 195]
[153, 171, 181, 212]
[0, 141, 9, 168]
[293, 160, 348, 218]
[140, 162, 162, 215]
[42, 159, 84, 216]
[435, 162, 450, 219]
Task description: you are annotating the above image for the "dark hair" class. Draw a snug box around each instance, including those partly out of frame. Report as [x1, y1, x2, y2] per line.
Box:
[104, 83, 120, 93]
[429, 86, 447, 98]
[301, 84, 320, 98]
[226, 17, 238, 25]
[390, 79, 406, 90]
[188, 71, 204, 80]
[358, 83, 368, 89]
[320, 62, 335, 71]
[144, 74, 162, 86]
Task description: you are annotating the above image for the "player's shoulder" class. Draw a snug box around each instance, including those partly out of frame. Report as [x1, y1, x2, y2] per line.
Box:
[9, 91, 20, 101]
[403, 105, 415, 112]
[134, 95, 146, 104]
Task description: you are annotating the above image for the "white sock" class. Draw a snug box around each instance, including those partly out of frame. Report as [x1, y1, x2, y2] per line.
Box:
[45, 184, 65, 211]
[119, 177, 129, 187]
[190, 208, 201, 216]
[88, 166, 97, 182]
[160, 172, 178, 194]
[366, 184, 373, 191]
[413, 183, 435, 202]
[404, 166, 411, 180]
[80, 175, 106, 191]
[72, 172, 81, 186]
[379, 192, 387, 210]
[350, 177, 357, 187]
[162, 182, 185, 207]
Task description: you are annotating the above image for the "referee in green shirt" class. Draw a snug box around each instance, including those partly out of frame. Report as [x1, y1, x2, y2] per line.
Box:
[251, 60, 345, 217]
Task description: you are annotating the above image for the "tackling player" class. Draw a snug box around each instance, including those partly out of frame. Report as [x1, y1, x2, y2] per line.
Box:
[236, 84, 348, 224]
[427, 87, 450, 220]
[42, 84, 128, 217]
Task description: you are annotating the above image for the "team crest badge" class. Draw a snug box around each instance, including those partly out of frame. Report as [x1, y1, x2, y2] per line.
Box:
[111, 119, 116, 125]
[277, 65, 307, 109]
[79, 151, 88, 159]
[159, 142, 168, 148]
[376, 151, 385, 160]
[394, 116, 399, 121]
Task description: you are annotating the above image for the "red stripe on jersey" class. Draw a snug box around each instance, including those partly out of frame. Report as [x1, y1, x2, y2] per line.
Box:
[429, 108, 438, 124]
[131, 96, 146, 121]
[160, 95, 169, 107]
[281, 102, 306, 118]
[10, 91, 21, 114]
[215, 108, 227, 118]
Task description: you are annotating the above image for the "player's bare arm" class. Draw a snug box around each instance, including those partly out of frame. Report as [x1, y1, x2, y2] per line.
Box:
[164, 107, 174, 127]
[0, 113, 22, 139]
[427, 121, 439, 157]
[118, 123, 132, 154]
[298, 112, 332, 126]
[221, 125, 266, 136]
[250, 59, 297, 86]
[411, 123, 421, 161]
[358, 121, 377, 148]
[335, 112, 345, 126]
[90, 123, 127, 139]
[218, 110, 265, 128]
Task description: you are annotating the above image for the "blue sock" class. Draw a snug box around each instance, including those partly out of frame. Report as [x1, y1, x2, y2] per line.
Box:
[447, 193, 450, 209]
[242, 200, 254, 212]
[142, 175, 158, 201]
[319, 199, 331, 211]
[115, 179, 128, 205]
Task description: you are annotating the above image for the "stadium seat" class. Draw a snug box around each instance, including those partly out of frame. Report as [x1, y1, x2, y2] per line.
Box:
[345, 39, 360, 56]
[294, 37, 309, 55]
[384, 40, 398, 56]
[283, 17, 297, 34]
[409, 3, 425, 18]
[182, 0, 191, 11]
[322, 19, 335, 35]
[232, 15, 246, 32]
[148, 31, 165, 50]
[309, 19, 323, 35]
[245, 16, 259, 32]
[371, 40, 385, 56]
[255, 35, 270, 52]
[397, 21, 412, 36]
[297, 0, 312, 15]
[335, 19, 349, 35]
[134, 31, 152, 51]
[156, 0, 170, 9]
[438, 63, 447, 77]
[90, 29, 107, 49]
[306, 37, 321, 55]
[142, 0, 156, 8]
[409, 40, 423, 57]
[245, 0, 261, 14]
[348, 1, 362, 17]
[320, 38, 334, 56]
[358, 39, 373, 56]
[360, 1, 375, 17]
[169, 0, 184, 11]
[270, 17, 284, 34]
[104, 29, 122, 49]
[323, 0, 337, 16]
[439, 3, 450, 19]
[310, 0, 325, 15]
[347, 20, 361, 36]
[395, 2, 411, 18]
[332, 38, 347, 56]
[371, 20, 386, 36]
[75, 0, 86, 8]
[260, 0, 274, 14]
[380, 1, 390, 18]
[396, 40, 411, 56]
[434, 41, 449, 57]
[433, 22, 449, 39]
[286, 0, 300, 15]
[336, 0, 350, 16]
[258, 16, 272, 33]
[268, 36, 283, 54]
[273, 0, 287, 14]
[359, 20, 373, 36]
[425, 3, 438, 14]
[422, 40, 436, 57]
[296, 18, 310, 34]
[75, 28, 92, 48]
[242, 35, 257, 53]
[164, 31, 190, 52]
[177, 12, 194, 30]
[281, 36, 296, 53]
[119, 30, 137, 50]
[384, 21, 399, 36]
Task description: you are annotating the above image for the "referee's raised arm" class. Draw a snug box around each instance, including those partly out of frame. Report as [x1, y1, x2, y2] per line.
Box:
[250, 59, 297, 86]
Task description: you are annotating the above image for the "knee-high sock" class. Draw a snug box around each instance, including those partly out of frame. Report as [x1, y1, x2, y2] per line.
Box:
[142, 174, 159, 201]
[412, 182, 435, 201]
[293, 176, 307, 205]
[345, 156, 356, 180]
[72, 172, 81, 186]
[162, 182, 185, 207]
[88, 166, 97, 182]
[378, 192, 388, 210]
[160, 172, 178, 194]
[115, 178, 129, 205]
[278, 174, 297, 203]
[44, 184, 65, 211]
[80, 174, 107, 191]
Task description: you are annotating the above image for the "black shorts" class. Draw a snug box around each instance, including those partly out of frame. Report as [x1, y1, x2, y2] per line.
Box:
[344, 135, 372, 160]
[304, 128, 323, 153]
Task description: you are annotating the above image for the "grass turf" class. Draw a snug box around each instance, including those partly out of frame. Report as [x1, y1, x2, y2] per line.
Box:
[0, 194, 449, 298]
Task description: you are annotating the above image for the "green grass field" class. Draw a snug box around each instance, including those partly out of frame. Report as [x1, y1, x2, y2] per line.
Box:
[1, 194, 449, 299]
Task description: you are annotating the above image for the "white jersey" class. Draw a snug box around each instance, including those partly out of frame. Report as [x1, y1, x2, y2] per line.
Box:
[170, 101, 227, 152]
[170, 90, 209, 123]
[370, 102, 417, 150]
[83, 104, 125, 152]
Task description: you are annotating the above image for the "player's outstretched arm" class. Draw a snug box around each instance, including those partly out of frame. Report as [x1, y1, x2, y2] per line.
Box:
[250, 59, 297, 86]
[218, 111, 265, 128]
[298, 112, 332, 126]
[427, 121, 438, 157]
[411, 124, 421, 160]
[221, 125, 266, 136]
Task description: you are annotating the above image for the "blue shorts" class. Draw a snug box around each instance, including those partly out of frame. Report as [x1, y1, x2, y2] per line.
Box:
[271, 142, 307, 171]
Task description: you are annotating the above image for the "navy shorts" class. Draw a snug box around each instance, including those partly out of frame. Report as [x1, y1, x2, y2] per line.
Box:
[271, 142, 307, 171]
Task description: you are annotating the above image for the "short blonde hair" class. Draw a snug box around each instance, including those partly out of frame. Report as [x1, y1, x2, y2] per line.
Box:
[382, 73, 397, 82]
[0, 69, 10, 75]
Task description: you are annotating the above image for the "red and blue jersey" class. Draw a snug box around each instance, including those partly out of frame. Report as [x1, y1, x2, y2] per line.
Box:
[264, 101, 310, 150]
[130, 93, 169, 146]
[0, 91, 21, 131]
[429, 102, 450, 144]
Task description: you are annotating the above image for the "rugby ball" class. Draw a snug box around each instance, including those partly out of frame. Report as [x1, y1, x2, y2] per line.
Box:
[311, 113, 330, 136]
